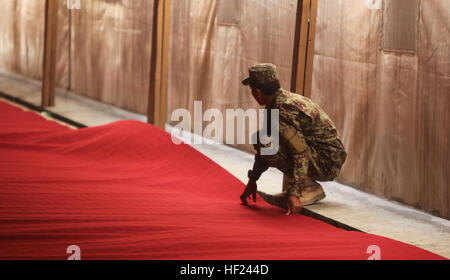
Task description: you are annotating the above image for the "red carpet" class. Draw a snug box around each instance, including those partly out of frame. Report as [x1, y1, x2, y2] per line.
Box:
[0, 100, 445, 260]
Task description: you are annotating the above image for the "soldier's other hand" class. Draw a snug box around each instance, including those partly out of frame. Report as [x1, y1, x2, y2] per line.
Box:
[240, 179, 257, 205]
[285, 195, 302, 215]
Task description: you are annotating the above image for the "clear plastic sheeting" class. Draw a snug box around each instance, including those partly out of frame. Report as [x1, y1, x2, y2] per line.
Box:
[167, 0, 298, 153]
[312, 0, 449, 218]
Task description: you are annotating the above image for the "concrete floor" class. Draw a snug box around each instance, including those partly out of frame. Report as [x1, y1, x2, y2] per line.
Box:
[1, 71, 449, 259]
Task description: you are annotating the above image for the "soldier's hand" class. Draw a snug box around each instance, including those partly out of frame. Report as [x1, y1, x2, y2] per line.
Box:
[285, 195, 302, 215]
[240, 179, 257, 204]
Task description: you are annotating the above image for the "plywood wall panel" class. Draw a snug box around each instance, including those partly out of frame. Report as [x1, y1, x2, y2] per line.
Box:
[312, 0, 375, 189]
[312, 0, 449, 218]
[0, 0, 45, 79]
[70, 0, 154, 114]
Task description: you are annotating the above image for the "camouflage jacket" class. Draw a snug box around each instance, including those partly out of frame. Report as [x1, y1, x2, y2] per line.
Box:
[253, 88, 347, 190]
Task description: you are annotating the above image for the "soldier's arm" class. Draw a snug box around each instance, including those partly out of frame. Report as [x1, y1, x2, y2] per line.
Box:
[241, 143, 270, 205]
[248, 154, 269, 181]
[241, 155, 268, 204]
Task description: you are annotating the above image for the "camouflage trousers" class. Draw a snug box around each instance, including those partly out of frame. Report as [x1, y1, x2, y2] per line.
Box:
[254, 138, 345, 197]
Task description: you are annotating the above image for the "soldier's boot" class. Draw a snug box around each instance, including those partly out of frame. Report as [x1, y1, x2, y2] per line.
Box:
[300, 178, 326, 206]
[257, 177, 325, 209]
[283, 175, 326, 206]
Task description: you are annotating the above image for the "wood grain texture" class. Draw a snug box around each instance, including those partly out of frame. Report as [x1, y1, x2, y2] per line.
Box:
[148, 0, 171, 128]
[0, 0, 45, 80]
[290, 0, 310, 95]
[42, 0, 59, 107]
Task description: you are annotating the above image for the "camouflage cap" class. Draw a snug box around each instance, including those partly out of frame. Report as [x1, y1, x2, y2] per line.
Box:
[242, 63, 279, 88]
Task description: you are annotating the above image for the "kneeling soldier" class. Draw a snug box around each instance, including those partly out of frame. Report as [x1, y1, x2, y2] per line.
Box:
[240, 63, 347, 215]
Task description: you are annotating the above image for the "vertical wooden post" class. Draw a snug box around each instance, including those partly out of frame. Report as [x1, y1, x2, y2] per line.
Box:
[285, 0, 319, 191]
[42, 0, 59, 107]
[303, 0, 318, 99]
[290, 0, 308, 95]
[148, 0, 171, 129]
[290, 0, 318, 99]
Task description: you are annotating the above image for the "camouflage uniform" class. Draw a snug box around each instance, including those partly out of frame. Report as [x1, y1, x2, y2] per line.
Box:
[243, 63, 347, 198]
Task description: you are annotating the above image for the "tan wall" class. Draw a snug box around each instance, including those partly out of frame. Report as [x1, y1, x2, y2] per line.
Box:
[312, 0, 449, 218]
